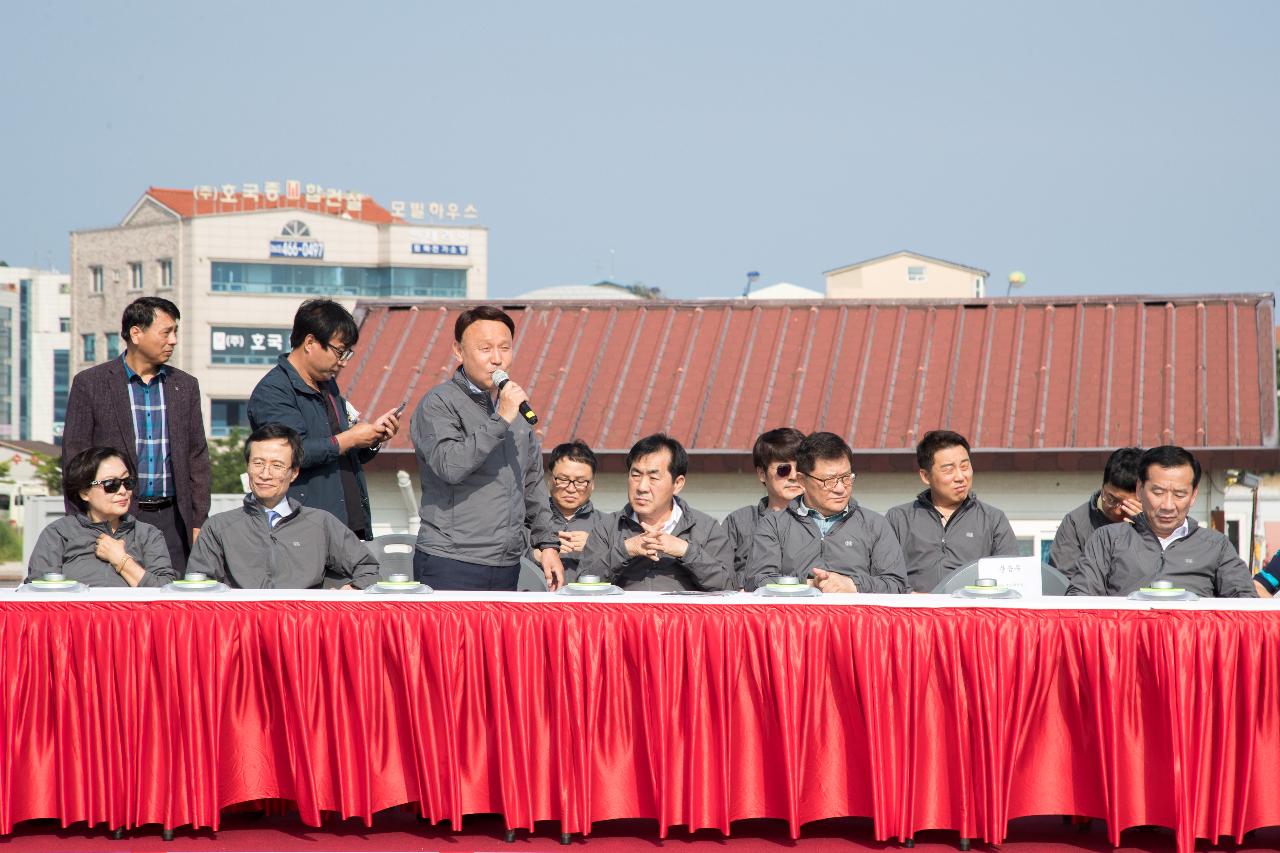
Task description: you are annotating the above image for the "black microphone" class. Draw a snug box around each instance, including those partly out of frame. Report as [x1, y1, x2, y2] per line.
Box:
[491, 369, 538, 425]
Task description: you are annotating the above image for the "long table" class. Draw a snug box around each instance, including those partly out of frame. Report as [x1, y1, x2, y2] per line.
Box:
[1, 590, 1278, 852]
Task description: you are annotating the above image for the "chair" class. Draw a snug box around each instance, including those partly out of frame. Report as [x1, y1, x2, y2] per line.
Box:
[931, 561, 1070, 596]
[366, 533, 418, 579]
[518, 556, 551, 592]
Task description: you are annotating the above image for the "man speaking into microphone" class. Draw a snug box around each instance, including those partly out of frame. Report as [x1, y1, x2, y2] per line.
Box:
[410, 306, 565, 590]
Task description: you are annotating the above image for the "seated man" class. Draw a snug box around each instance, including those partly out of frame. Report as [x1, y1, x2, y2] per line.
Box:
[540, 440, 601, 580]
[188, 423, 381, 589]
[886, 430, 1019, 592]
[745, 431, 908, 594]
[577, 433, 734, 591]
[1068, 445, 1257, 598]
[1048, 446, 1143, 579]
[721, 427, 805, 587]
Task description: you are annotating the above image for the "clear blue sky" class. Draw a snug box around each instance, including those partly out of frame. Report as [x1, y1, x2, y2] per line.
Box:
[3, 1, 1277, 300]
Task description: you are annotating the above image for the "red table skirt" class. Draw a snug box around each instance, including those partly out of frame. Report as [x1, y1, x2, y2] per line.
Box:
[2, 600, 1278, 852]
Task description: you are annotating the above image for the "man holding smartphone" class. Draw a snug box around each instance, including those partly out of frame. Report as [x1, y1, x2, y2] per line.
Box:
[248, 299, 401, 540]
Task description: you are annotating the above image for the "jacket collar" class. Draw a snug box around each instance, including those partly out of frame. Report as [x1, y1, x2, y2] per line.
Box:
[275, 353, 327, 399]
[786, 495, 859, 523]
[915, 488, 976, 518]
[243, 492, 304, 522]
[75, 512, 137, 534]
[620, 494, 694, 535]
[1132, 513, 1199, 541]
[551, 498, 594, 523]
[451, 367, 496, 414]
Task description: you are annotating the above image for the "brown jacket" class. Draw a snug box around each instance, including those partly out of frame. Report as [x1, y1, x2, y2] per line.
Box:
[61, 356, 211, 535]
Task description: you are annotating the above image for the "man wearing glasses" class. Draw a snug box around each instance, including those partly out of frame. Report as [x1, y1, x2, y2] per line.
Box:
[721, 427, 805, 587]
[1048, 446, 1143, 579]
[248, 299, 401, 540]
[188, 424, 381, 589]
[886, 430, 1019, 592]
[745, 432, 908, 594]
[542, 440, 600, 580]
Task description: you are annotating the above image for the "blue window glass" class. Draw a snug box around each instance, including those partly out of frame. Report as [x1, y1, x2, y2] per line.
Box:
[210, 399, 249, 438]
[210, 262, 466, 298]
[106, 334, 121, 360]
[53, 349, 70, 428]
[82, 333, 96, 362]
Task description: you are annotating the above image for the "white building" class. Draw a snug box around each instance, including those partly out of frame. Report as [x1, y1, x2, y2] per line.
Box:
[69, 185, 487, 436]
[0, 266, 72, 443]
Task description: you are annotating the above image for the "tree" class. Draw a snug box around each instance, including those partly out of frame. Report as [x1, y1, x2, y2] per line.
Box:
[209, 429, 249, 494]
[0, 460, 9, 480]
[31, 453, 61, 494]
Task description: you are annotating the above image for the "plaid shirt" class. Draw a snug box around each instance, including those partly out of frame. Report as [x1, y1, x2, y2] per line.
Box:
[122, 355, 173, 499]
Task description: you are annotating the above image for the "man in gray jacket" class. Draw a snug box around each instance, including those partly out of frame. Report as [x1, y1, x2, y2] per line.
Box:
[886, 430, 1019, 592]
[578, 434, 734, 591]
[721, 427, 805, 587]
[1067, 445, 1258, 598]
[1048, 446, 1143, 579]
[410, 306, 564, 591]
[539, 440, 601, 580]
[746, 432, 908, 594]
[187, 423, 381, 589]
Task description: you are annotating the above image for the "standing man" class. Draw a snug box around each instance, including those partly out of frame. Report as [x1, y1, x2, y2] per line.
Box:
[577, 433, 735, 591]
[541, 440, 601, 580]
[1067, 446, 1258, 598]
[746, 432, 908, 594]
[886, 430, 1019, 592]
[62, 297, 209, 573]
[411, 306, 565, 590]
[248, 299, 401, 540]
[1048, 446, 1143, 579]
[721, 427, 805, 587]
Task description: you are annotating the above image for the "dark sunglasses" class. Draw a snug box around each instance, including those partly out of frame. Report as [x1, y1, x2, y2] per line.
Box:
[771, 463, 793, 478]
[92, 476, 137, 494]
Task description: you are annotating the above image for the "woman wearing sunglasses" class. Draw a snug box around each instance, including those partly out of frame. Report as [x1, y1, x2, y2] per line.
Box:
[26, 447, 175, 587]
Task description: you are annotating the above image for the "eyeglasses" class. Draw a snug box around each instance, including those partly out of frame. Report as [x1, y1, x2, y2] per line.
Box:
[802, 471, 855, 491]
[552, 476, 593, 491]
[92, 476, 137, 494]
[248, 460, 291, 476]
[320, 340, 356, 363]
[1099, 491, 1131, 509]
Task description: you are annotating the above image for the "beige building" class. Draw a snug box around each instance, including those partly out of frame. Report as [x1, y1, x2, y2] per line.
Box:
[0, 267, 72, 443]
[824, 250, 988, 299]
[69, 186, 487, 436]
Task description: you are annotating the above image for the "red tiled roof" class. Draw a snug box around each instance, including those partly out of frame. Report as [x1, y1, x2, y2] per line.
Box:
[142, 187, 397, 224]
[346, 295, 1279, 470]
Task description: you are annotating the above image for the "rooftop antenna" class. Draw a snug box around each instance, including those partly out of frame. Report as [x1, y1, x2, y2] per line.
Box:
[743, 270, 760, 298]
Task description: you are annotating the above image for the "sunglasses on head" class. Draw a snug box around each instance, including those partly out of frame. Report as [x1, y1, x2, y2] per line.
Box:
[92, 476, 137, 494]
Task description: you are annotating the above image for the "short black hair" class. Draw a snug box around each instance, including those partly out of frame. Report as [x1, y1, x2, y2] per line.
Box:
[1139, 445, 1202, 488]
[121, 296, 181, 341]
[626, 433, 688, 479]
[63, 447, 136, 512]
[244, 423, 303, 470]
[549, 440, 597, 474]
[752, 427, 806, 471]
[916, 430, 971, 471]
[1103, 446, 1143, 491]
[796, 431, 855, 475]
[289, 299, 359, 350]
[455, 305, 516, 342]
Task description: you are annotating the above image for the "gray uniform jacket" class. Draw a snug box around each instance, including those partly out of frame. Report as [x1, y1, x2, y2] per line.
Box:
[577, 496, 735, 591]
[547, 498, 598, 580]
[412, 369, 558, 567]
[187, 495, 381, 589]
[745, 498, 909, 593]
[886, 490, 1020, 592]
[27, 513, 175, 588]
[722, 498, 769, 587]
[1066, 516, 1257, 598]
[1048, 492, 1113, 578]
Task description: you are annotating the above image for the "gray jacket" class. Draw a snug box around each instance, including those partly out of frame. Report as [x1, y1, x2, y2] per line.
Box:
[722, 498, 769, 587]
[1048, 492, 1114, 578]
[577, 496, 735, 591]
[412, 369, 557, 567]
[187, 495, 381, 589]
[746, 498, 909, 593]
[547, 498, 599, 580]
[27, 513, 175, 588]
[886, 490, 1020, 592]
[1066, 516, 1257, 598]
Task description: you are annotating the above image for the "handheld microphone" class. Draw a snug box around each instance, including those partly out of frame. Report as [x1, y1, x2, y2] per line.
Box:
[491, 369, 539, 425]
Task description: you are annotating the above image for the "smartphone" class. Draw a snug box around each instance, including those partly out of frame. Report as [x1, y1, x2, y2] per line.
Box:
[392, 397, 409, 417]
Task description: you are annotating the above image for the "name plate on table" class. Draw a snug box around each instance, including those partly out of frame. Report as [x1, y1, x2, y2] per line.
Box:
[977, 556, 1043, 598]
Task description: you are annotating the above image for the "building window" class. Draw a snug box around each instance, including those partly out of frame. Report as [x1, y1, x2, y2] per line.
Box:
[907, 265, 927, 283]
[129, 262, 143, 290]
[210, 261, 467, 298]
[159, 259, 173, 289]
[90, 266, 104, 293]
[210, 399, 250, 437]
[82, 333, 96, 362]
[974, 277, 985, 298]
[53, 349, 70, 431]
[106, 334, 121, 360]
[59, 317, 70, 332]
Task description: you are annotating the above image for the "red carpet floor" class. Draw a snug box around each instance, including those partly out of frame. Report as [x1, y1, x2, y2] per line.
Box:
[1, 814, 1278, 852]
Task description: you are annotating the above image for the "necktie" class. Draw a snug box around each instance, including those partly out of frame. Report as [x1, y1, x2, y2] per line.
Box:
[267, 510, 281, 529]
